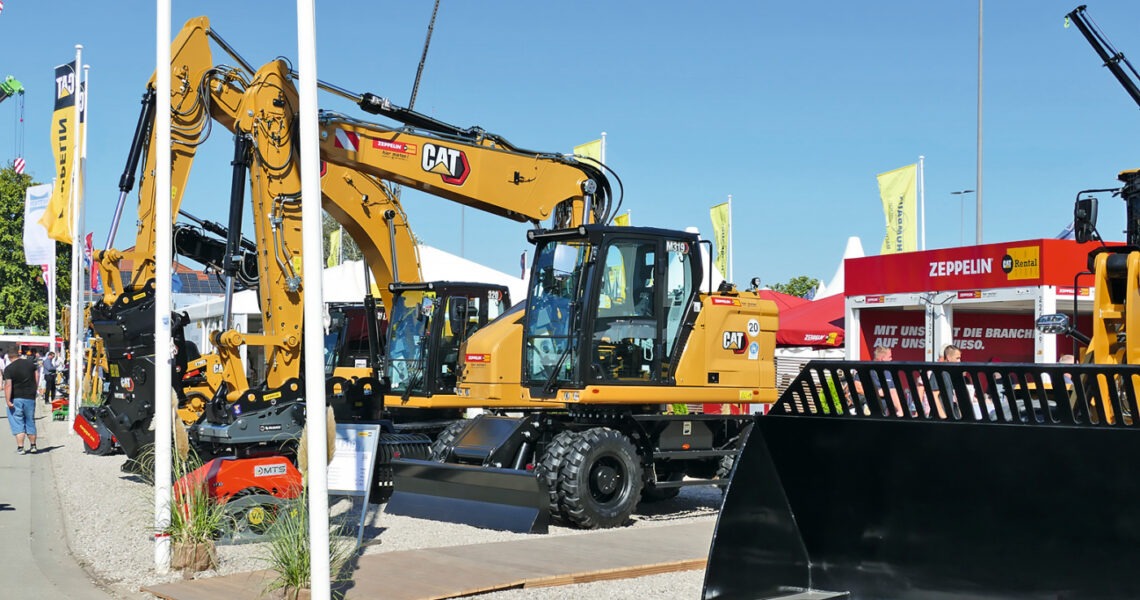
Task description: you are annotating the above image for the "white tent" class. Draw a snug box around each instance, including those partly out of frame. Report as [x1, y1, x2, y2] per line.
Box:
[180, 244, 526, 322]
[817, 236, 864, 300]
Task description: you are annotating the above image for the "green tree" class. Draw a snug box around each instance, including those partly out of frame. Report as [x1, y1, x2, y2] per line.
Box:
[0, 166, 72, 332]
[771, 275, 819, 298]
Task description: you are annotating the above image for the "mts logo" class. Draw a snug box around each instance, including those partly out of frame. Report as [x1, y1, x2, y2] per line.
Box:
[254, 464, 289, 477]
[422, 143, 470, 185]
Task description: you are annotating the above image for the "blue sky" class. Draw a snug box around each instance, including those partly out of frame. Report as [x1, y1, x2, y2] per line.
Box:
[2, 1, 1139, 289]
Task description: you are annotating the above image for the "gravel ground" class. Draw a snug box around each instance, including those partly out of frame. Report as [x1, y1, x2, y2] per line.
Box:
[43, 417, 720, 599]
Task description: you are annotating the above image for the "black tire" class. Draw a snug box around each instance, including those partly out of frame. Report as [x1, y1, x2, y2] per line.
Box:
[641, 470, 683, 502]
[535, 430, 580, 524]
[429, 420, 468, 462]
[558, 428, 643, 529]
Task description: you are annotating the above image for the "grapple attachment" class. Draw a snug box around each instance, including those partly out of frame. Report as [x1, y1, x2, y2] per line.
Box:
[704, 360, 1140, 600]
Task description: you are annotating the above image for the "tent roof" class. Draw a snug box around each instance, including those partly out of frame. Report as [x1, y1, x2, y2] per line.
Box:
[776, 294, 844, 347]
[756, 289, 810, 312]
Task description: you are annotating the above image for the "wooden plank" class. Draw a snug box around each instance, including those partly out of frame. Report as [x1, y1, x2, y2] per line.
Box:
[145, 570, 275, 600]
[144, 521, 715, 600]
[523, 558, 707, 588]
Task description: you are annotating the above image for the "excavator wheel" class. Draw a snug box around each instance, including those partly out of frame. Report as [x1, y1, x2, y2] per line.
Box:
[535, 430, 581, 523]
[558, 427, 643, 529]
[429, 420, 469, 461]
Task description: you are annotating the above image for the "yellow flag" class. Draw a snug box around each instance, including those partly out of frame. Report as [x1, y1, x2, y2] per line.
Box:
[327, 228, 342, 268]
[710, 202, 730, 277]
[40, 60, 79, 244]
[613, 212, 630, 226]
[877, 164, 917, 254]
[574, 139, 603, 165]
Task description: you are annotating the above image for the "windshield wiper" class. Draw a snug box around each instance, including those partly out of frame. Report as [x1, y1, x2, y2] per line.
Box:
[400, 335, 429, 402]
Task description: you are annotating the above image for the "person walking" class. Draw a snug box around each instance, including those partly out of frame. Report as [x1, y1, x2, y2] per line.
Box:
[4, 351, 40, 454]
[42, 351, 59, 404]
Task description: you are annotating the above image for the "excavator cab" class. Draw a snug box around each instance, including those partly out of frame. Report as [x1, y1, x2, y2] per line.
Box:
[385, 282, 511, 399]
[385, 225, 759, 534]
[523, 225, 699, 395]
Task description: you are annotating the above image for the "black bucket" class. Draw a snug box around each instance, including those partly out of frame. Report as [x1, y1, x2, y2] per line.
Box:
[704, 360, 1140, 600]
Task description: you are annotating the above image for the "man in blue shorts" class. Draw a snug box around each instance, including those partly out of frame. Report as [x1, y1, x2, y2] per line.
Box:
[4, 350, 40, 454]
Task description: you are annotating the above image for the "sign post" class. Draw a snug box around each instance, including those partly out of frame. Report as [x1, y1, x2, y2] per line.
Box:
[327, 423, 380, 546]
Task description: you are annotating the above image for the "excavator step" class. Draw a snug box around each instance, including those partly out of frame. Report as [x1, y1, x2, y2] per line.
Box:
[704, 360, 1140, 599]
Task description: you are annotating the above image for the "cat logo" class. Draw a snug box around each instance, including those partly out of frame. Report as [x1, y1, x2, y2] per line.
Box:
[723, 331, 746, 354]
[422, 143, 470, 185]
[55, 71, 75, 102]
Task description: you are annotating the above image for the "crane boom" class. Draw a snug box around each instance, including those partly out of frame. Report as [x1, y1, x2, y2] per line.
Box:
[1067, 5, 1140, 109]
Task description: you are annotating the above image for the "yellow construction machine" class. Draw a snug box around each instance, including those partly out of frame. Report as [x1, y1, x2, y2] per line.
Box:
[384, 225, 780, 532]
[702, 7, 1140, 597]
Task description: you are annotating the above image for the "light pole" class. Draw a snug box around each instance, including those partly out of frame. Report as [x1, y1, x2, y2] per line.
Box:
[951, 190, 975, 246]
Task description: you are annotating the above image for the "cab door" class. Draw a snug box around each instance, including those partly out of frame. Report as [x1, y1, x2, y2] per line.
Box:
[589, 238, 662, 383]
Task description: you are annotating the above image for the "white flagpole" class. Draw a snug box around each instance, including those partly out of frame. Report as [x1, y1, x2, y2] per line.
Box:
[69, 63, 90, 431]
[67, 46, 83, 436]
[297, 1, 332, 598]
[919, 155, 926, 251]
[47, 262, 56, 355]
[727, 194, 734, 283]
[600, 131, 607, 164]
[153, 0, 174, 573]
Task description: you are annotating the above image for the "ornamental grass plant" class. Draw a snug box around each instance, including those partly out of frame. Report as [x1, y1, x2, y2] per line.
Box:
[261, 490, 358, 599]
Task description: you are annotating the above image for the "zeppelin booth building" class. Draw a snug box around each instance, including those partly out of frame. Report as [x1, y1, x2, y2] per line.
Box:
[841, 238, 1097, 363]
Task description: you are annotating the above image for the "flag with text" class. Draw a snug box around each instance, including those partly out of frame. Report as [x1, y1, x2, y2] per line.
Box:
[39, 60, 79, 244]
[710, 202, 730, 277]
[877, 163, 917, 254]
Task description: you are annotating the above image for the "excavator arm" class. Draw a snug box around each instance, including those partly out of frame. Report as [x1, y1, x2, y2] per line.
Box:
[319, 163, 421, 313]
[95, 16, 246, 307]
[317, 111, 612, 229]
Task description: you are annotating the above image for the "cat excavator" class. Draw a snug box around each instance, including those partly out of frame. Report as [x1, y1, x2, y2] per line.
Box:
[703, 6, 1140, 598]
[78, 17, 612, 484]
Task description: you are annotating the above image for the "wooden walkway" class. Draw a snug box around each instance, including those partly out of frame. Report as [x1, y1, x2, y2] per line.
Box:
[144, 521, 714, 600]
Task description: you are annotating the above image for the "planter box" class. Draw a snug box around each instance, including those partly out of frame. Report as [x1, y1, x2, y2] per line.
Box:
[170, 540, 215, 572]
[270, 587, 312, 600]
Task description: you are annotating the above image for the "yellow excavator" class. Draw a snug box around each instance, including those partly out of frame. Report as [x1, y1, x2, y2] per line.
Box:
[75, 18, 519, 465]
[76, 18, 251, 459]
[267, 57, 782, 533]
[703, 6, 1140, 598]
[81, 18, 783, 535]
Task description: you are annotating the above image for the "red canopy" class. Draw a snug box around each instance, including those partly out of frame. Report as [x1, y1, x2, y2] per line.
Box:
[756, 289, 811, 312]
[776, 294, 844, 347]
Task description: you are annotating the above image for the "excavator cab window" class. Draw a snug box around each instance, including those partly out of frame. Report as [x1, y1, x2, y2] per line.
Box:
[525, 239, 587, 385]
[324, 309, 348, 376]
[386, 291, 434, 393]
[662, 241, 695, 372]
[439, 296, 476, 388]
[590, 240, 661, 383]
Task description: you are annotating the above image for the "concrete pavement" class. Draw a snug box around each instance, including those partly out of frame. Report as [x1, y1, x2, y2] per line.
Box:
[0, 392, 123, 599]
